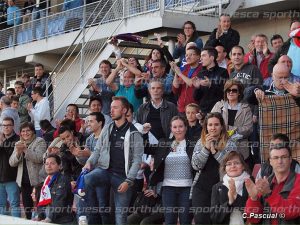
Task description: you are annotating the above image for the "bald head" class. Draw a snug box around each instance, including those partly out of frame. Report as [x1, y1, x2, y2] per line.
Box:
[278, 55, 292, 71]
[272, 64, 290, 90]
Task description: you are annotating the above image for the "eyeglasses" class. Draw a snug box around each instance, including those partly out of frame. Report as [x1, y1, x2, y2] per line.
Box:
[225, 161, 241, 167]
[226, 88, 238, 94]
[270, 155, 290, 161]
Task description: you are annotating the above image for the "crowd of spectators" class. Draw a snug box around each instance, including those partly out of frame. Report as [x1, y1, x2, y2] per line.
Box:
[0, 13, 300, 225]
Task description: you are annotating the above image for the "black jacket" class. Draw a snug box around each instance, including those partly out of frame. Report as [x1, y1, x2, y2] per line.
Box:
[193, 65, 228, 114]
[38, 173, 74, 223]
[136, 100, 178, 139]
[148, 138, 195, 186]
[205, 27, 240, 55]
[268, 39, 291, 74]
[210, 181, 249, 224]
[0, 133, 19, 182]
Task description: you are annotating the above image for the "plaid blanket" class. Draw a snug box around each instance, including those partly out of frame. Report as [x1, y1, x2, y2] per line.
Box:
[258, 95, 300, 162]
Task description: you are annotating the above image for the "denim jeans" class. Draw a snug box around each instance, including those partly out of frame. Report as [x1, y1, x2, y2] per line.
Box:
[0, 182, 21, 217]
[84, 167, 132, 225]
[162, 186, 192, 225]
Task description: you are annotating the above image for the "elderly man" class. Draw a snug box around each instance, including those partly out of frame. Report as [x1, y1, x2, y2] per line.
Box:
[247, 63, 300, 106]
[244, 133, 300, 224]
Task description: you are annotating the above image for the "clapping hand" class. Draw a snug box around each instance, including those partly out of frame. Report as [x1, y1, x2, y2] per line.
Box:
[228, 178, 237, 205]
[245, 178, 258, 201]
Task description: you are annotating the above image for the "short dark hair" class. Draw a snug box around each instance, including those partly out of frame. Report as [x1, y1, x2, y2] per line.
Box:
[220, 13, 230, 19]
[58, 125, 73, 135]
[6, 88, 16, 95]
[59, 119, 76, 133]
[45, 154, 62, 165]
[215, 43, 227, 53]
[112, 96, 130, 112]
[89, 112, 105, 128]
[3, 117, 14, 125]
[201, 46, 218, 61]
[67, 104, 79, 114]
[151, 59, 166, 68]
[11, 95, 19, 103]
[89, 96, 102, 107]
[14, 80, 25, 89]
[99, 60, 112, 69]
[20, 122, 36, 134]
[186, 46, 201, 55]
[40, 119, 53, 131]
[32, 87, 43, 96]
[230, 45, 245, 55]
[34, 63, 44, 69]
[270, 133, 291, 156]
[270, 34, 283, 46]
[127, 103, 134, 114]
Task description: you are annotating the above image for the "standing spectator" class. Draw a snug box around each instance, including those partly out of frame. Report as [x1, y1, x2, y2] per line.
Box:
[9, 122, 47, 219]
[173, 21, 203, 64]
[144, 48, 170, 74]
[270, 34, 284, 53]
[171, 46, 202, 113]
[0, 117, 20, 217]
[15, 80, 31, 124]
[6, 0, 21, 26]
[20, 73, 33, 97]
[0, 96, 20, 133]
[205, 13, 240, 55]
[5, 88, 15, 99]
[0, 0, 7, 30]
[88, 60, 114, 116]
[211, 79, 253, 161]
[11, 96, 19, 110]
[0, 82, 4, 98]
[244, 34, 274, 80]
[136, 79, 178, 141]
[215, 44, 232, 74]
[210, 151, 251, 224]
[37, 154, 74, 224]
[192, 112, 236, 224]
[185, 103, 202, 142]
[83, 96, 144, 225]
[193, 46, 229, 114]
[149, 116, 195, 225]
[23, 0, 34, 15]
[27, 87, 51, 137]
[269, 19, 300, 76]
[31, 63, 52, 98]
[244, 137, 300, 224]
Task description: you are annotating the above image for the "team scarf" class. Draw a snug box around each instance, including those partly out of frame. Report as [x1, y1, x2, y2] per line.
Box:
[37, 173, 59, 207]
[289, 27, 300, 47]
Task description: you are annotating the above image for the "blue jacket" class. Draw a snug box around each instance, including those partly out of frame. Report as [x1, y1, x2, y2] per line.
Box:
[7, 5, 21, 25]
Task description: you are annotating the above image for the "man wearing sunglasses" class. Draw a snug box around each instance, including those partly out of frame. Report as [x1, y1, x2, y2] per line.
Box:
[244, 133, 300, 224]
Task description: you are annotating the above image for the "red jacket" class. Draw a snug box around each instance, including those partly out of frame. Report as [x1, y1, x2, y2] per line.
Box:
[244, 173, 300, 225]
[172, 64, 202, 113]
[244, 51, 274, 80]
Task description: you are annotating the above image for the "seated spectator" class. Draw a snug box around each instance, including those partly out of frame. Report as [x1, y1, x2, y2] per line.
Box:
[192, 112, 236, 224]
[6, 0, 21, 27]
[9, 122, 47, 219]
[40, 119, 55, 147]
[0, 117, 20, 217]
[5, 87, 15, 99]
[210, 151, 251, 224]
[27, 87, 51, 137]
[20, 73, 33, 97]
[247, 63, 300, 106]
[270, 34, 284, 53]
[144, 48, 170, 74]
[211, 79, 253, 161]
[148, 116, 195, 225]
[31, 63, 52, 98]
[185, 103, 202, 142]
[205, 13, 240, 55]
[216, 43, 233, 74]
[0, 82, 4, 98]
[37, 154, 74, 224]
[244, 135, 300, 224]
[171, 46, 202, 113]
[244, 34, 274, 80]
[11, 95, 19, 110]
[0, 96, 20, 133]
[135, 59, 175, 103]
[256, 133, 300, 180]
[173, 21, 203, 65]
[15, 80, 31, 124]
[269, 19, 300, 76]
[88, 60, 114, 115]
[57, 104, 83, 133]
[106, 60, 143, 112]
[264, 55, 300, 86]
[136, 79, 178, 141]
[193, 46, 228, 114]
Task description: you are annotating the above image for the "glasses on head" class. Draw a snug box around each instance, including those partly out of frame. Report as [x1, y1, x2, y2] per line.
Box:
[270, 155, 290, 161]
[226, 88, 238, 94]
[225, 161, 241, 167]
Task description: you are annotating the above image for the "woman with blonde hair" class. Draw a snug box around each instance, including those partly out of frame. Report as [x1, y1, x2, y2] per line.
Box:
[192, 112, 236, 224]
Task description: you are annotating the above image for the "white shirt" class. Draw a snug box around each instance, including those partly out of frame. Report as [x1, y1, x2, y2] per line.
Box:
[29, 97, 51, 130]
